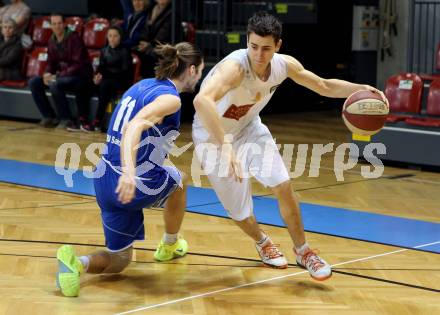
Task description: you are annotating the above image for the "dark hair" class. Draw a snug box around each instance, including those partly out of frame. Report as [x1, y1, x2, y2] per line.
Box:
[107, 25, 124, 38]
[154, 42, 203, 80]
[247, 11, 282, 43]
[50, 13, 64, 22]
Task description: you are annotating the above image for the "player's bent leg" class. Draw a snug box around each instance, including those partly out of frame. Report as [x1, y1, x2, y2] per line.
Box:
[270, 180, 306, 246]
[154, 170, 189, 262]
[56, 246, 133, 297]
[271, 181, 332, 280]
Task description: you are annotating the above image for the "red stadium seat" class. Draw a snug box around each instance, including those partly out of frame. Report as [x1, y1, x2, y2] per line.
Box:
[83, 18, 110, 49]
[26, 47, 49, 78]
[65, 16, 84, 36]
[384, 73, 423, 123]
[0, 47, 48, 87]
[405, 79, 440, 127]
[0, 54, 28, 87]
[32, 16, 52, 46]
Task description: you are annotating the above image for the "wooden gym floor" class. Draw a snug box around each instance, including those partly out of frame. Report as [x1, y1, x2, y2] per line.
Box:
[0, 109, 439, 314]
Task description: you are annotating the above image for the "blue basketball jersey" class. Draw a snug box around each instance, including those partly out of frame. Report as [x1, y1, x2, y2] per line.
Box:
[103, 78, 181, 175]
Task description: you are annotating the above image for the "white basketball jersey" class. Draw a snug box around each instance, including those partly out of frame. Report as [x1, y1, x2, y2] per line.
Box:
[192, 49, 288, 141]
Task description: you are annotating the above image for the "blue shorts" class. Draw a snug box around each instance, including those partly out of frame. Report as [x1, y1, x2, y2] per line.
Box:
[94, 159, 181, 251]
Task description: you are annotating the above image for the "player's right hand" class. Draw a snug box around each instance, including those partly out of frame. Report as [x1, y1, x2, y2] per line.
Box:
[228, 147, 243, 183]
[116, 173, 136, 204]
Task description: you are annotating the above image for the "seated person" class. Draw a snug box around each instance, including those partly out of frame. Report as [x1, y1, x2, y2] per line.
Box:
[137, 0, 183, 77]
[29, 13, 93, 130]
[0, 18, 23, 81]
[93, 26, 133, 132]
[121, 0, 148, 49]
[0, 0, 31, 34]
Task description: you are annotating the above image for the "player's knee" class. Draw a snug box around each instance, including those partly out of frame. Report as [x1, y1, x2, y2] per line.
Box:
[230, 209, 251, 222]
[180, 171, 189, 186]
[272, 180, 292, 196]
[104, 247, 132, 273]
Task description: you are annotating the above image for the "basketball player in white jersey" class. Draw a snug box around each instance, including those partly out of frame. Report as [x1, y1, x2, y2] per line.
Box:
[192, 11, 386, 281]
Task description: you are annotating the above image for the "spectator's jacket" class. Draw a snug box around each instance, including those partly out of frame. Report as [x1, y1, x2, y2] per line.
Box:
[139, 3, 183, 47]
[98, 44, 132, 86]
[46, 28, 93, 78]
[122, 9, 148, 48]
[0, 34, 24, 80]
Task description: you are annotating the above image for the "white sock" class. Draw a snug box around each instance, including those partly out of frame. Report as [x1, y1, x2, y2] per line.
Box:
[79, 255, 90, 272]
[295, 243, 309, 256]
[256, 234, 269, 247]
[163, 233, 178, 245]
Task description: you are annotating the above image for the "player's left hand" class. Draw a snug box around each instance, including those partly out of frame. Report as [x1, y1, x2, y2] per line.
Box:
[116, 173, 136, 204]
[363, 85, 389, 107]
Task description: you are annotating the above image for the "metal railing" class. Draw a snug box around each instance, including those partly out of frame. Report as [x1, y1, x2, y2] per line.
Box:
[171, 0, 316, 62]
[408, 0, 440, 73]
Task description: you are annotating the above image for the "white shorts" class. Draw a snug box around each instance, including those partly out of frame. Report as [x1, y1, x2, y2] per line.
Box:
[193, 122, 290, 221]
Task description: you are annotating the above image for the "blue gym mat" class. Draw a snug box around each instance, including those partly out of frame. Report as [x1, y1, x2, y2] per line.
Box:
[1, 158, 439, 253]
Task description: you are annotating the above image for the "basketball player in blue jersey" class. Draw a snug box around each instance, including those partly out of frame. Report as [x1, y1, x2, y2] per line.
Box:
[56, 42, 204, 297]
[193, 12, 387, 281]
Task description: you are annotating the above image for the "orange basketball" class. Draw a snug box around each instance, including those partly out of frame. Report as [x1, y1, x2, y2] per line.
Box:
[342, 90, 389, 136]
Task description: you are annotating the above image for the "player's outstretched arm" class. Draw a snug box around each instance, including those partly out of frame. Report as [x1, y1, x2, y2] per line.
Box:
[116, 94, 181, 204]
[281, 54, 385, 100]
[193, 60, 244, 145]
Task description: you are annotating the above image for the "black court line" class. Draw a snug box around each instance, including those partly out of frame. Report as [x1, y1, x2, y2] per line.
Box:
[332, 270, 439, 293]
[6, 126, 38, 132]
[0, 200, 96, 212]
[0, 238, 264, 263]
[334, 267, 440, 271]
[145, 208, 440, 256]
[4, 195, 438, 257]
[0, 238, 437, 272]
[4, 127, 106, 140]
[257, 173, 416, 197]
[0, 252, 263, 268]
[0, 181, 95, 200]
[0, 248, 438, 293]
[1, 188, 439, 256]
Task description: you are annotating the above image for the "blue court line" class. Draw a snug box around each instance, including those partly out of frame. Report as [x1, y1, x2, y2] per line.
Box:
[0, 158, 439, 253]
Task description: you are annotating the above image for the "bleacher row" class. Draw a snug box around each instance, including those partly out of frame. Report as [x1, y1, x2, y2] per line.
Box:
[0, 16, 115, 87]
[0, 15, 189, 89]
[383, 44, 440, 128]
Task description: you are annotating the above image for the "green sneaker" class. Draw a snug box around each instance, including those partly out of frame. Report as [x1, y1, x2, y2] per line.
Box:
[154, 236, 188, 261]
[56, 245, 83, 297]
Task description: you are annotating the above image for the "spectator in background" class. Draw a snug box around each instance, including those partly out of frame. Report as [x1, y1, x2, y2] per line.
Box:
[29, 13, 93, 130]
[0, 0, 31, 34]
[137, 0, 183, 77]
[0, 18, 23, 81]
[93, 26, 132, 132]
[121, 0, 148, 49]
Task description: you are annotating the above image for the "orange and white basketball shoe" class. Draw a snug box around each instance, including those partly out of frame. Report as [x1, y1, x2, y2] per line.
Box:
[256, 240, 288, 269]
[295, 248, 332, 281]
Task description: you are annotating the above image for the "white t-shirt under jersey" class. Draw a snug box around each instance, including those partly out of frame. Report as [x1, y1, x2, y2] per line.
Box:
[192, 49, 288, 142]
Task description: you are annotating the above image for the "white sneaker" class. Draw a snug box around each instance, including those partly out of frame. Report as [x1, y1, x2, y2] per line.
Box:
[256, 240, 288, 269]
[295, 248, 332, 281]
